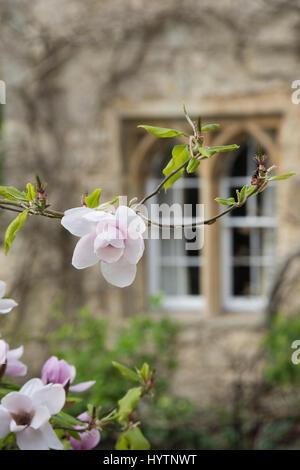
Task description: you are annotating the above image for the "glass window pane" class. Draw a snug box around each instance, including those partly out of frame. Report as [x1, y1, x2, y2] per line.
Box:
[233, 266, 251, 296]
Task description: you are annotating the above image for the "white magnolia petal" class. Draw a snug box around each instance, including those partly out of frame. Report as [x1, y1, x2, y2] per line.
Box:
[0, 299, 18, 314]
[0, 405, 11, 438]
[0, 280, 6, 299]
[0, 340, 8, 365]
[96, 245, 124, 263]
[6, 345, 24, 360]
[5, 359, 27, 377]
[116, 206, 146, 237]
[61, 207, 96, 237]
[32, 383, 65, 415]
[20, 378, 44, 398]
[41, 422, 63, 450]
[68, 365, 76, 384]
[69, 380, 96, 393]
[83, 211, 113, 223]
[124, 235, 144, 264]
[101, 258, 137, 288]
[72, 233, 98, 269]
[16, 428, 49, 450]
[10, 420, 26, 433]
[31, 405, 51, 430]
[115, 206, 136, 233]
[2, 392, 33, 415]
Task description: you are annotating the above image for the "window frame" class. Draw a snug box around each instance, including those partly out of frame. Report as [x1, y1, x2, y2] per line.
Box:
[220, 174, 278, 312]
[146, 176, 205, 311]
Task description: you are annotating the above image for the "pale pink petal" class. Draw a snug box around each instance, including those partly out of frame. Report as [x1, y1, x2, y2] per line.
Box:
[40, 422, 63, 450]
[16, 428, 49, 450]
[2, 392, 33, 415]
[5, 358, 27, 377]
[70, 428, 100, 450]
[72, 233, 98, 269]
[101, 258, 137, 288]
[6, 345, 23, 360]
[31, 405, 51, 429]
[96, 245, 124, 263]
[0, 280, 6, 298]
[83, 211, 114, 223]
[57, 360, 75, 385]
[10, 420, 27, 433]
[32, 383, 65, 415]
[116, 206, 146, 238]
[102, 224, 125, 245]
[0, 340, 8, 365]
[20, 378, 44, 397]
[61, 207, 96, 237]
[0, 298, 18, 314]
[123, 235, 145, 264]
[42, 356, 61, 384]
[68, 365, 76, 384]
[77, 412, 91, 423]
[0, 405, 11, 438]
[69, 381, 96, 393]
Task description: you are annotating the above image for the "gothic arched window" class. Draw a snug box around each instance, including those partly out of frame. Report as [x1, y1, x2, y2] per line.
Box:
[146, 142, 204, 310]
[219, 136, 277, 311]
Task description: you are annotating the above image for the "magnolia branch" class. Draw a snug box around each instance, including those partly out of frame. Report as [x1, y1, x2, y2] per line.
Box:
[137, 186, 259, 230]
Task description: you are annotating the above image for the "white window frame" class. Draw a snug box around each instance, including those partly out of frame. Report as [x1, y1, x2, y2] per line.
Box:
[146, 177, 205, 311]
[220, 174, 277, 312]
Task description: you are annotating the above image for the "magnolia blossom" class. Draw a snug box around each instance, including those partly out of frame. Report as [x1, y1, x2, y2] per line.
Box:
[0, 339, 27, 377]
[61, 205, 146, 288]
[68, 412, 100, 450]
[0, 281, 18, 314]
[42, 356, 95, 393]
[0, 378, 65, 450]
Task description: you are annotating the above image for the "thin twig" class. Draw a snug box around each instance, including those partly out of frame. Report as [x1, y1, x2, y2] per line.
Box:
[0, 200, 63, 219]
[138, 156, 193, 205]
[138, 186, 260, 229]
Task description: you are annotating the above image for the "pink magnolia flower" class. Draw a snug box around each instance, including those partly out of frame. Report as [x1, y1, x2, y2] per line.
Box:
[61, 205, 146, 288]
[0, 281, 18, 314]
[0, 378, 65, 450]
[0, 339, 27, 377]
[41, 356, 95, 393]
[0, 340, 8, 366]
[68, 411, 100, 450]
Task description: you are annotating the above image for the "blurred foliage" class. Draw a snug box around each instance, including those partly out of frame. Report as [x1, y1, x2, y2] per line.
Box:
[43, 306, 206, 448]
[28, 305, 300, 449]
[264, 313, 300, 385]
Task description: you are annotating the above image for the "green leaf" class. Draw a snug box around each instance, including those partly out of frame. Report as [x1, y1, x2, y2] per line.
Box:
[199, 144, 239, 159]
[117, 386, 142, 423]
[115, 427, 150, 451]
[67, 429, 82, 440]
[237, 185, 247, 205]
[4, 209, 30, 255]
[112, 361, 141, 383]
[209, 144, 239, 152]
[52, 411, 83, 429]
[187, 157, 200, 173]
[85, 189, 102, 208]
[215, 197, 236, 206]
[0, 186, 27, 202]
[246, 186, 256, 196]
[138, 125, 188, 138]
[25, 183, 37, 202]
[201, 124, 220, 132]
[163, 144, 190, 191]
[269, 172, 296, 181]
[139, 363, 150, 382]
